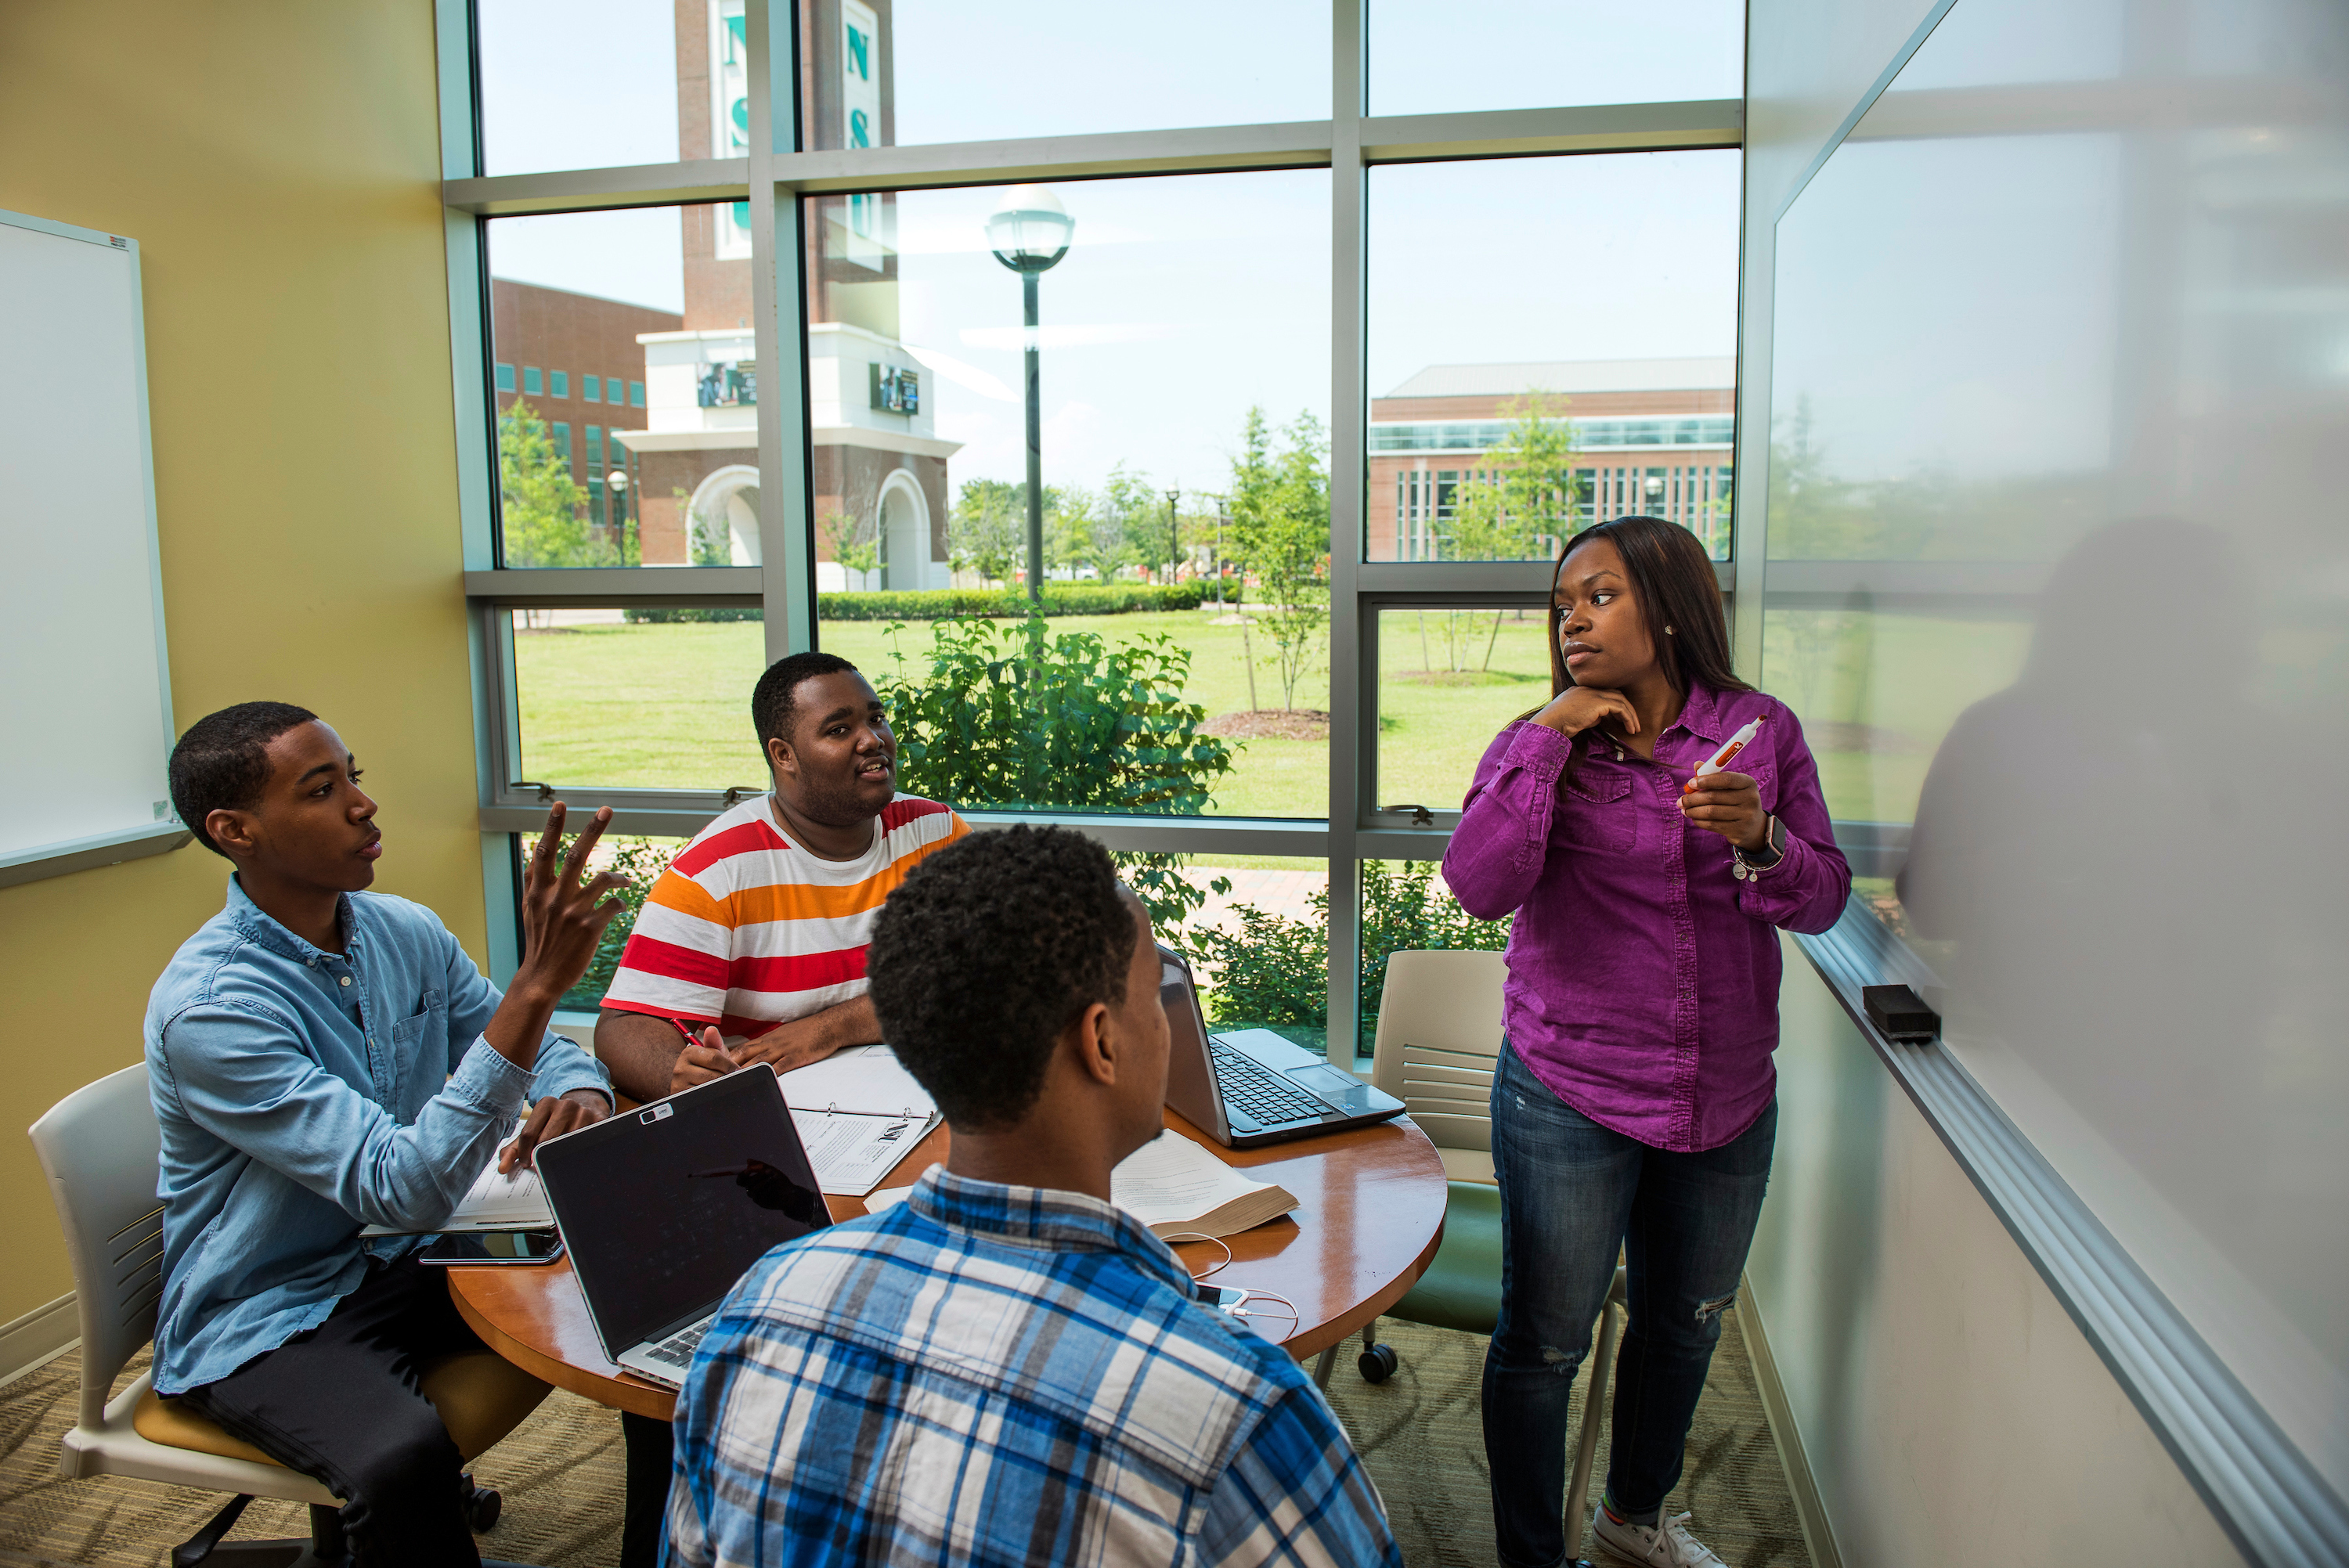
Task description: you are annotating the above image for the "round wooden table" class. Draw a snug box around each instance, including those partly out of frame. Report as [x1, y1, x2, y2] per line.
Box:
[447, 1108, 1447, 1563]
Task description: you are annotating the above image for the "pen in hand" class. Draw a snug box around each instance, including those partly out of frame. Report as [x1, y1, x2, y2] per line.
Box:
[1684, 716, 1764, 795]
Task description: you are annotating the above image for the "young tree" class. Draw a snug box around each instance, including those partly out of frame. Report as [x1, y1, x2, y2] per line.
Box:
[499, 400, 612, 567]
[1046, 484, 1106, 580]
[1447, 390, 1580, 561]
[1227, 408, 1330, 711]
[1444, 390, 1582, 670]
[949, 478, 1024, 586]
[1099, 464, 1164, 580]
[682, 486, 732, 567]
[821, 503, 880, 588]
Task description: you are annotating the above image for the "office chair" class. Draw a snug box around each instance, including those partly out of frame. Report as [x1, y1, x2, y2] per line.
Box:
[1360, 949, 1627, 1537]
[31, 1063, 554, 1566]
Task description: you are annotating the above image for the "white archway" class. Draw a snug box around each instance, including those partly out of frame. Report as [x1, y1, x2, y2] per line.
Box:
[877, 469, 933, 591]
[687, 464, 761, 565]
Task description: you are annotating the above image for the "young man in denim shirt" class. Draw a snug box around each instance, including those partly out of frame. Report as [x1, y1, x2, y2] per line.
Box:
[145, 701, 628, 1566]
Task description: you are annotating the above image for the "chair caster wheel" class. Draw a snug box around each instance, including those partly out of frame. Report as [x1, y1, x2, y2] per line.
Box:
[461, 1473, 503, 1533]
[1358, 1343, 1398, 1382]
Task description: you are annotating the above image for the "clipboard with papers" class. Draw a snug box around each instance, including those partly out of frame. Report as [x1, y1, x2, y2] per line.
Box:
[774, 1044, 942, 1197]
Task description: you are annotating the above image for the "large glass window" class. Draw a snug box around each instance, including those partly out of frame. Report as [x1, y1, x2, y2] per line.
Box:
[1369, 0, 1743, 117]
[1375, 605, 1552, 816]
[457, 0, 1751, 1065]
[1365, 151, 1741, 562]
[487, 205, 757, 568]
[476, 0, 682, 175]
[805, 171, 1331, 820]
[798, 1, 1327, 152]
[507, 607, 767, 791]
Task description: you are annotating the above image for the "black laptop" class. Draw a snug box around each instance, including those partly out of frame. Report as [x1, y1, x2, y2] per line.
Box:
[1158, 942, 1405, 1148]
[534, 1065, 830, 1390]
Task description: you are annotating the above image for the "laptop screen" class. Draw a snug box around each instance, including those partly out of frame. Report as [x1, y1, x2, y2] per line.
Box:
[1157, 944, 1225, 1136]
[537, 1065, 830, 1355]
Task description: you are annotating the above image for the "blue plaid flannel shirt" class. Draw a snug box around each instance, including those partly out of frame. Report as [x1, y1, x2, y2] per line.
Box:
[664, 1166, 1402, 1567]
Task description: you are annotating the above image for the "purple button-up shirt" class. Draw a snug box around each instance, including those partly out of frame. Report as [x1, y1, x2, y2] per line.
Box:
[1442, 683, 1850, 1152]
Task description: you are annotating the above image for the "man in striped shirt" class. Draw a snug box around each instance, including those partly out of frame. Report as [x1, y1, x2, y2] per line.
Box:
[595, 651, 967, 1102]
[666, 826, 1402, 1566]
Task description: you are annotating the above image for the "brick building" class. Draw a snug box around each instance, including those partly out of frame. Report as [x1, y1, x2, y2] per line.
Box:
[1369, 357, 1735, 561]
[488, 279, 681, 555]
[615, 0, 957, 582]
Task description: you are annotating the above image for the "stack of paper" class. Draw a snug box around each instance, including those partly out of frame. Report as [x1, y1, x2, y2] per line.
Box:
[777, 1046, 943, 1197]
[1112, 1132, 1298, 1239]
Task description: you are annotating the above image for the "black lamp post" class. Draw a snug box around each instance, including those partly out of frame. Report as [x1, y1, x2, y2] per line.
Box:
[987, 186, 1073, 603]
[605, 464, 632, 562]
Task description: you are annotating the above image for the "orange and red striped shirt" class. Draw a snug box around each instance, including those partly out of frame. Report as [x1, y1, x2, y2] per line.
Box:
[602, 794, 969, 1043]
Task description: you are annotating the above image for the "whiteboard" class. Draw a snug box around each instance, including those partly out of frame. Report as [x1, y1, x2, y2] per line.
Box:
[0, 211, 182, 886]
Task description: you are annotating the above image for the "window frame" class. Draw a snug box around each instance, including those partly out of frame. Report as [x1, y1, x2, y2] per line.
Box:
[440, 0, 1748, 1047]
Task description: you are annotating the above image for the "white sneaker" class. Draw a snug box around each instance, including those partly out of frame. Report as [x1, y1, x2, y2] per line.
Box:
[1591, 1506, 1729, 1567]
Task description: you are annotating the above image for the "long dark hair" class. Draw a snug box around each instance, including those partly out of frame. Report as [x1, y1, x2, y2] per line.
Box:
[1546, 515, 1750, 701]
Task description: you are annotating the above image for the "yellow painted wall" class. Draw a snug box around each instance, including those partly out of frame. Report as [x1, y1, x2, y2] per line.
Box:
[0, 3, 478, 1325]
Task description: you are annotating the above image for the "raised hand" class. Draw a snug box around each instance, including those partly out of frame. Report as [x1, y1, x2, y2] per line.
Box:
[514, 803, 631, 998]
[482, 803, 631, 1074]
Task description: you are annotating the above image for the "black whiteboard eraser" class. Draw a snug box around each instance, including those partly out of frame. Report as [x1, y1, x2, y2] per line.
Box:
[1863, 984, 1939, 1043]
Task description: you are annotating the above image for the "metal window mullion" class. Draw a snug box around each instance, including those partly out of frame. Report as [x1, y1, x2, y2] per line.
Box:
[441, 101, 1750, 222]
[749, 0, 810, 659]
[461, 567, 765, 601]
[1326, 0, 1367, 1062]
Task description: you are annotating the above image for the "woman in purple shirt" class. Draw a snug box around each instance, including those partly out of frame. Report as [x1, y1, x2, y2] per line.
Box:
[1444, 516, 1849, 1568]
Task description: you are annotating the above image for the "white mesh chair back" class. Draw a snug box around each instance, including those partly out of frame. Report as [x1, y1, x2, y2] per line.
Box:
[1369, 949, 1509, 1153]
[29, 1063, 164, 1429]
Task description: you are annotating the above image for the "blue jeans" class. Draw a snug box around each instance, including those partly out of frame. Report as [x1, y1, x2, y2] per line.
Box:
[1482, 1041, 1777, 1568]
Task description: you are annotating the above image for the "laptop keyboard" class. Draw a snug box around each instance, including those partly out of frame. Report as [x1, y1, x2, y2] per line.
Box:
[1210, 1044, 1328, 1126]
[640, 1320, 709, 1371]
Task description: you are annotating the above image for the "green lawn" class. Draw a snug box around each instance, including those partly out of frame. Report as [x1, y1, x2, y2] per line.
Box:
[511, 604, 2033, 828]
[1376, 610, 1554, 813]
[513, 610, 1335, 816]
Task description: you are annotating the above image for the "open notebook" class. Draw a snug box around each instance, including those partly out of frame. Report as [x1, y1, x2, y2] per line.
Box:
[863, 1131, 1297, 1240]
[359, 1143, 550, 1236]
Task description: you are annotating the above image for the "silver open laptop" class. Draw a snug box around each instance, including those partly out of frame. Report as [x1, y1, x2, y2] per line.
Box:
[1158, 942, 1406, 1148]
[534, 1065, 829, 1390]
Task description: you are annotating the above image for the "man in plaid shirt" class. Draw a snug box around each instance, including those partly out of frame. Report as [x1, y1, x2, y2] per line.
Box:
[665, 826, 1401, 1567]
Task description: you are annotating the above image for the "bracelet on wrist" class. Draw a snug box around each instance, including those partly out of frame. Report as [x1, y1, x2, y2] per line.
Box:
[1732, 816, 1786, 880]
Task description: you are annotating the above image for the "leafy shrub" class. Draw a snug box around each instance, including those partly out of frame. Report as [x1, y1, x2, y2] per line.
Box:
[817, 582, 1218, 621]
[875, 614, 1236, 931]
[1181, 861, 1511, 1058]
[875, 615, 1234, 816]
[558, 837, 682, 1011]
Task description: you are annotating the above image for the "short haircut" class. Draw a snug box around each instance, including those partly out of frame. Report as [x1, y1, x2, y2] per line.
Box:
[169, 701, 320, 857]
[752, 651, 861, 754]
[867, 826, 1140, 1131]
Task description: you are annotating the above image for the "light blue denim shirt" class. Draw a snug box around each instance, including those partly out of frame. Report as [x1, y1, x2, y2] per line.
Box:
[143, 877, 610, 1395]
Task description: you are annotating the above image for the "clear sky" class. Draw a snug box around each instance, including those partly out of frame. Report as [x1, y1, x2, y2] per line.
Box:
[478, 1, 1744, 492]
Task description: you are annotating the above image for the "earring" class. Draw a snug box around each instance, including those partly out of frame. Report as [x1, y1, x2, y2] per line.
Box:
[1666, 625, 1676, 635]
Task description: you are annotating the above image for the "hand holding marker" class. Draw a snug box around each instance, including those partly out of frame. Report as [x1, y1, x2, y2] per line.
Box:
[1685, 716, 1764, 795]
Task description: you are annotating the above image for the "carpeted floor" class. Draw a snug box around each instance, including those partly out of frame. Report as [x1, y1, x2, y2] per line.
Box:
[1323, 1311, 1813, 1567]
[0, 1349, 631, 1567]
[0, 1314, 1810, 1567]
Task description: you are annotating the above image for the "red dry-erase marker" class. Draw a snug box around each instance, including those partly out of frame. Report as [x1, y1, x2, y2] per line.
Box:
[1683, 716, 1765, 794]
